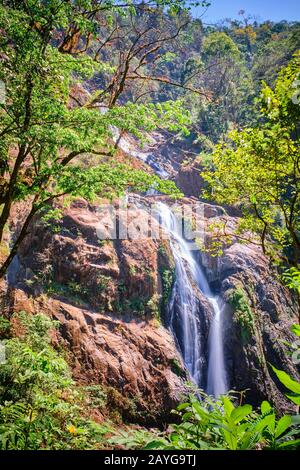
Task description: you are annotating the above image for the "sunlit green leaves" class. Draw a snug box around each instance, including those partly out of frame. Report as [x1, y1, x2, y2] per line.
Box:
[271, 365, 300, 406]
[203, 32, 241, 61]
[0, 0, 189, 277]
[144, 392, 299, 450]
[202, 53, 300, 265]
[282, 267, 300, 293]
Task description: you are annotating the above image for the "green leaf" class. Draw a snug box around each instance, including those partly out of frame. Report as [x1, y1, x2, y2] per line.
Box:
[291, 324, 300, 337]
[231, 404, 252, 423]
[254, 413, 275, 433]
[278, 438, 300, 449]
[143, 440, 168, 450]
[286, 394, 300, 405]
[177, 403, 190, 411]
[271, 365, 300, 394]
[192, 401, 205, 419]
[223, 396, 234, 417]
[182, 412, 193, 421]
[291, 414, 300, 425]
[261, 401, 272, 414]
[275, 415, 292, 438]
[223, 429, 237, 450]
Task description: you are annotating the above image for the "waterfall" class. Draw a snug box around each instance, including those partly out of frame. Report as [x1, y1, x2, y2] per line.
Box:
[206, 298, 228, 397]
[156, 202, 227, 396]
[158, 202, 202, 384]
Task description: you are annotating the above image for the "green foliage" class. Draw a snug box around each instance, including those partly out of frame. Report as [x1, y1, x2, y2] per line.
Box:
[282, 267, 300, 294]
[114, 295, 148, 317]
[142, 393, 300, 450]
[0, 311, 113, 449]
[126, 297, 146, 316]
[271, 365, 300, 406]
[80, 385, 107, 411]
[203, 32, 241, 60]
[0, 316, 10, 338]
[41, 208, 63, 227]
[146, 294, 162, 320]
[161, 268, 175, 307]
[44, 279, 90, 306]
[129, 265, 137, 276]
[109, 427, 160, 450]
[291, 324, 300, 337]
[96, 275, 111, 293]
[202, 52, 300, 267]
[170, 358, 185, 377]
[227, 288, 255, 342]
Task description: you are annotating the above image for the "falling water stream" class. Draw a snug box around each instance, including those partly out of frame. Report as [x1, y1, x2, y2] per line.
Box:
[112, 130, 227, 396]
[156, 202, 227, 397]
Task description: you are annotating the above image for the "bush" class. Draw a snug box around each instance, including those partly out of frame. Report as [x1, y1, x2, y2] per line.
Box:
[143, 392, 300, 450]
[0, 312, 111, 450]
[228, 287, 255, 342]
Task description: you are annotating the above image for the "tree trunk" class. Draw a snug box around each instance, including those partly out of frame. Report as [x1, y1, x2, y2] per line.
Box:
[0, 202, 38, 279]
[0, 144, 28, 243]
[0, 77, 33, 244]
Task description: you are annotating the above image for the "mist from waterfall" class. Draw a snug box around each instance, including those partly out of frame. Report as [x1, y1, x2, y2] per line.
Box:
[156, 202, 227, 396]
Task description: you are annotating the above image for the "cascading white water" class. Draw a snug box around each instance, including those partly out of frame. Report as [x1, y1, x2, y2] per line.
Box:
[156, 202, 227, 396]
[157, 202, 202, 384]
[206, 298, 228, 397]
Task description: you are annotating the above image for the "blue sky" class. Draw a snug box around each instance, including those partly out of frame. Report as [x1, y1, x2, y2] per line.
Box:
[192, 0, 300, 23]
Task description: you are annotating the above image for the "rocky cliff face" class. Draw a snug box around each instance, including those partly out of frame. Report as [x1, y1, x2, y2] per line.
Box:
[174, 163, 205, 199]
[5, 198, 186, 424]
[123, 131, 300, 414]
[8, 288, 184, 424]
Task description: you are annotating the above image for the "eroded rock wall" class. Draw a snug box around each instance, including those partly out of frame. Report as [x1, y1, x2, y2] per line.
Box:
[5, 198, 186, 424]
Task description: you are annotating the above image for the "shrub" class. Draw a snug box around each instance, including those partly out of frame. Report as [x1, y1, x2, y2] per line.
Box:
[0, 312, 111, 450]
[228, 287, 255, 342]
[143, 392, 300, 450]
[161, 268, 175, 307]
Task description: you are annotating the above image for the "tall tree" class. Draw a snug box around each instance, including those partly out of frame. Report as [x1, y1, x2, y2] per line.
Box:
[0, 1, 204, 277]
[202, 52, 300, 270]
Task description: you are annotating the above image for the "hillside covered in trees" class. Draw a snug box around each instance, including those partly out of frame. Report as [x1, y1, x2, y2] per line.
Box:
[0, 0, 300, 454]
